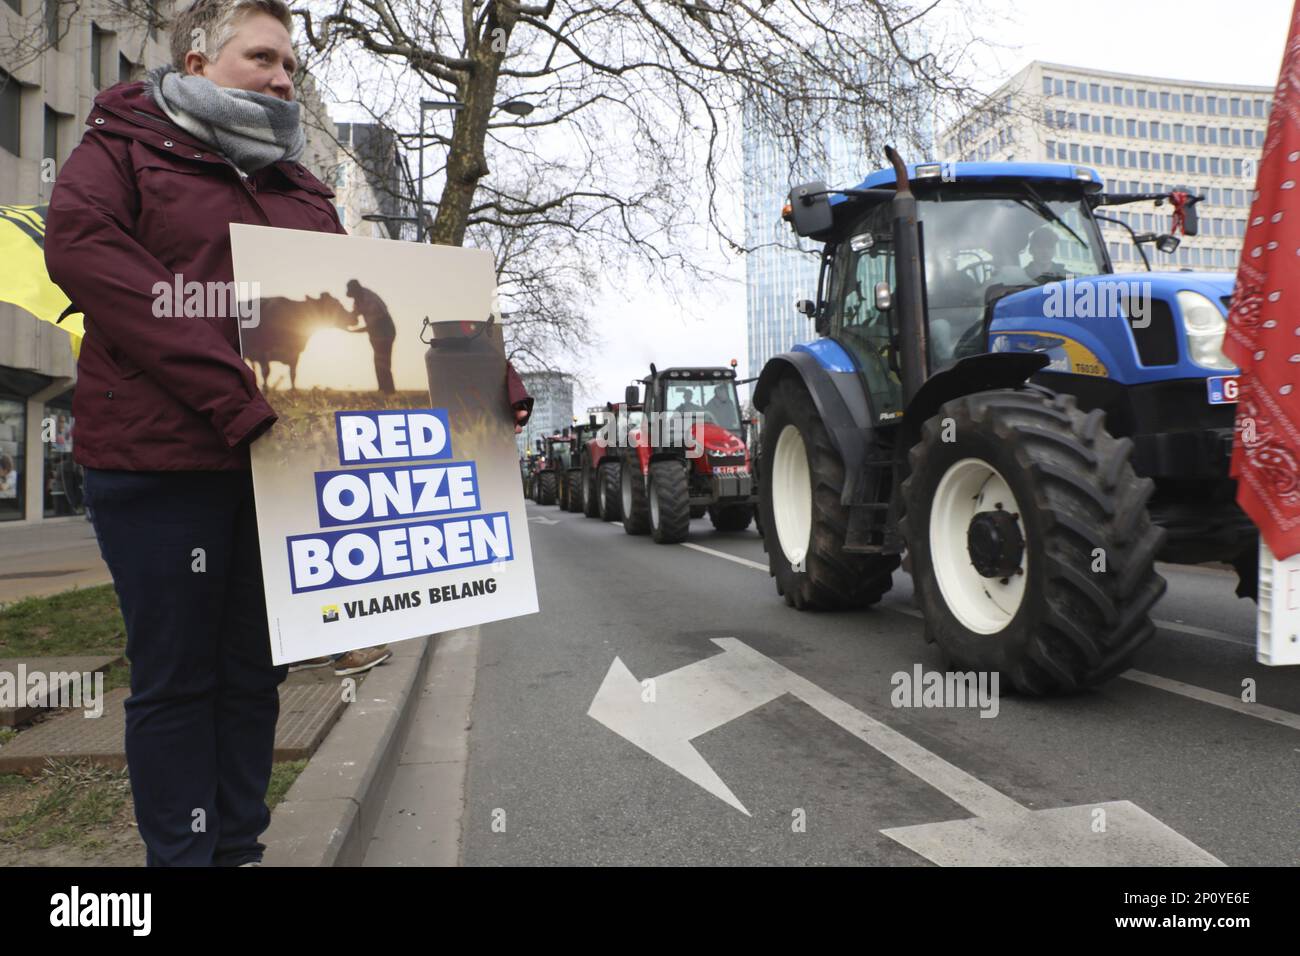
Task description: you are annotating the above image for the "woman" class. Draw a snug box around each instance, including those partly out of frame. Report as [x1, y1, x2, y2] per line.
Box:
[45, 0, 531, 866]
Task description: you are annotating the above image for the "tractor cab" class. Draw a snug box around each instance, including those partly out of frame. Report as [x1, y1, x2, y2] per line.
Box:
[789, 162, 1208, 424]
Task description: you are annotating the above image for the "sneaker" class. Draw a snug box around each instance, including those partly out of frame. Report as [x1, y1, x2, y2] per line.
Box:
[288, 656, 333, 672]
[333, 646, 393, 677]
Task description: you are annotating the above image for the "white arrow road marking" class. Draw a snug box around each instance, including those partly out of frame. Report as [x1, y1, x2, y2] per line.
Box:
[528, 515, 560, 525]
[588, 638, 1224, 865]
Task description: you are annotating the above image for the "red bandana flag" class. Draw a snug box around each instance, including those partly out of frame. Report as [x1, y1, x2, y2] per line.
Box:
[1224, 0, 1300, 560]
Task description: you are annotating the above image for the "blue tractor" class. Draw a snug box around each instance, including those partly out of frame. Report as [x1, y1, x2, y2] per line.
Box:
[754, 148, 1251, 694]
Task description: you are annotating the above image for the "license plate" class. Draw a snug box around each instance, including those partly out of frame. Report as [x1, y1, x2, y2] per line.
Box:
[713, 466, 748, 476]
[1207, 375, 1239, 404]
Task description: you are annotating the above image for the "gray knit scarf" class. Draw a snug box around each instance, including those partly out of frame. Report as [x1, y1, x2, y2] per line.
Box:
[145, 65, 305, 173]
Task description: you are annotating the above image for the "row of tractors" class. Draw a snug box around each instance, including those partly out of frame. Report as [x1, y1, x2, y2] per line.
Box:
[522, 363, 760, 541]
[524, 146, 1281, 695]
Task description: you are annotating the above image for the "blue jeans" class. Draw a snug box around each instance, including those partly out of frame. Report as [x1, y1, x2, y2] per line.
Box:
[84, 468, 287, 866]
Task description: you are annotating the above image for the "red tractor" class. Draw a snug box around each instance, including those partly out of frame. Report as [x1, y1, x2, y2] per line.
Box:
[617, 363, 756, 543]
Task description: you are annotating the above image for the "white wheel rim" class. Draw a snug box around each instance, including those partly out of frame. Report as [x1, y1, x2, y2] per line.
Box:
[771, 424, 811, 567]
[929, 458, 1028, 635]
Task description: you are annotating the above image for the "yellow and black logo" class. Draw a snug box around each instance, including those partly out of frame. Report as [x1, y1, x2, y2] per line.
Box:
[321, 604, 340, 623]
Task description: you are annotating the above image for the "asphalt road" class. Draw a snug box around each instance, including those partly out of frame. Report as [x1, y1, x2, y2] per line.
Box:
[457, 501, 1299, 866]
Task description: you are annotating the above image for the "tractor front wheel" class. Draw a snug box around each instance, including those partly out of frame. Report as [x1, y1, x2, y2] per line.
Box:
[599, 462, 622, 522]
[899, 389, 1167, 695]
[537, 471, 557, 506]
[649, 460, 691, 544]
[621, 458, 651, 535]
[709, 503, 753, 532]
[583, 461, 600, 518]
[759, 376, 898, 609]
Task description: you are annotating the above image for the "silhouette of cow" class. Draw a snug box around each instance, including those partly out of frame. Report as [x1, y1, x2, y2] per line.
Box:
[241, 292, 352, 390]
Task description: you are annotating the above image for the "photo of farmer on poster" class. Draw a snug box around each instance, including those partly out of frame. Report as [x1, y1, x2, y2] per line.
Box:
[230, 224, 538, 665]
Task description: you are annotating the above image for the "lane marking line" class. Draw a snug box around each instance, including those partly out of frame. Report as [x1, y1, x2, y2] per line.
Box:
[679, 541, 1298, 730]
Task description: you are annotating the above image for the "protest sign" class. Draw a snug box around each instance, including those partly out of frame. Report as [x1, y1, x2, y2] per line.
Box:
[230, 225, 538, 665]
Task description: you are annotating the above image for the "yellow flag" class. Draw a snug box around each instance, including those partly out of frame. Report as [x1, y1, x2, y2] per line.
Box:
[0, 203, 83, 358]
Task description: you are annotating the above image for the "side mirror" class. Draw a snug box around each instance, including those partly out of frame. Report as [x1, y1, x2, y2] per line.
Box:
[874, 282, 893, 312]
[1182, 201, 1199, 237]
[625, 384, 640, 406]
[795, 299, 815, 317]
[1156, 234, 1180, 254]
[787, 181, 833, 238]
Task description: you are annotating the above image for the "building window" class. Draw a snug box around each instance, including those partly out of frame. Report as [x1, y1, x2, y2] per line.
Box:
[91, 24, 105, 89]
[1254, 99, 1265, 117]
[1104, 115, 1114, 135]
[1195, 95, 1205, 112]
[1067, 80, 1077, 98]
[45, 0, 59, 48]
[1042, 76, 1053, 95]
[1054, 79, 1064, 96]
[1069, 143, 1079, 161]
[1206, 95, 1216, 114]
[1161, 123, 1171, 140]
[1160, 91, 1170, 110]
[1112, 85, 1122, 104]
[0, 397, 25, 521]
[1183, 93, 1193, 112]
[1232, 128, 1241, 146]
[0, 68, 19, 156]
[43, 105, 58, 163]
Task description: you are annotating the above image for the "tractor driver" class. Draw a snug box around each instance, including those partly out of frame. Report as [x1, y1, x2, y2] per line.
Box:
[1024, 226, 1067, 282]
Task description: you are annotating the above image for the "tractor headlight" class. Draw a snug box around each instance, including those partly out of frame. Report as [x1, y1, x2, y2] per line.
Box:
[1176, 291, 1234, 370]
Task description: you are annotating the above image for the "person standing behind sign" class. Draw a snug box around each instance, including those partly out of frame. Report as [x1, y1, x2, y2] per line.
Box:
[44, 0, 531, 868]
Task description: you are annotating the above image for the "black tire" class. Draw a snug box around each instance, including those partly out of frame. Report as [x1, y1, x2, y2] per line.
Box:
[565, 470, 584, 512]
[709, 503, 754, 532]
[621, 457, 651, 535]
[537, 470, 557, 506]
[649, 460, 691, 544]
[599, 461, 622, 522]
[582, 460, 600, 518]
[759, 376, 899, 609]
[899, 389, 1167, 695]
[690, 505, 707, 519]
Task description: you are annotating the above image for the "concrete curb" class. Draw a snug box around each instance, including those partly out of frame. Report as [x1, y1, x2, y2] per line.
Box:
[262, 636, 435, 867]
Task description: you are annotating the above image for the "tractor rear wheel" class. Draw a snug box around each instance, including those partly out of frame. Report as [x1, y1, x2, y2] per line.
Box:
[599, 462, 622, 522]
[649, 460, 691, 544]
[759, 376, 898, 609]
[899, 389, 1166, 695]
[621, 458, 651, 535]
[566, 471, 584, 512]
[537, 471, 557, 506]
[709, 503, 753, 532]
[583, 461, 600, 518]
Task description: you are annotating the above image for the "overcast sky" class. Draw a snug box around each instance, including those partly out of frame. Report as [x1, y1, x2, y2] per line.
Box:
[571, 0, 1292, 416]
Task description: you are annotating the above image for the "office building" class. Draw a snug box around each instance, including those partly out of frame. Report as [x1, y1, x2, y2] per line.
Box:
[939, 61, 1272, 273]
[517, 371, 574, 455]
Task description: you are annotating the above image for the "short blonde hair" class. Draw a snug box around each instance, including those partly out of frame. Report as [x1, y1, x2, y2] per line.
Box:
[169, 0, 294, 71]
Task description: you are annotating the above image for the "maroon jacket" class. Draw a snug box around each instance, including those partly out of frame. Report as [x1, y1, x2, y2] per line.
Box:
[45, 81, 532, 471]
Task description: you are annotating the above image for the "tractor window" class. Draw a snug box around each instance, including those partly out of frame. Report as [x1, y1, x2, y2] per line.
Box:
[830, 205, 904, 423]
[662, 381, 742, 432]
[917, 186, 1108, 364]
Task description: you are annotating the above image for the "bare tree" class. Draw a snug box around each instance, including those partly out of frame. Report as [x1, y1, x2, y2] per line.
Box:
[294, 1, 992, 246]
